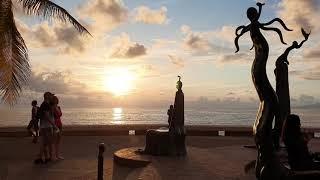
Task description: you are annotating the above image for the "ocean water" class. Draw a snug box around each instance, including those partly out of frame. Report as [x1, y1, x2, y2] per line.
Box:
[0, 107, 319, 127]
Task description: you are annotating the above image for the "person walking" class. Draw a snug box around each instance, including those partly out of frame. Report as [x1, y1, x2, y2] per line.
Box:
[27, 100, 39, 143]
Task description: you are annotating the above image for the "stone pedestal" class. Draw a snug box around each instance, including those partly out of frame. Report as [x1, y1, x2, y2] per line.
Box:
[144, 128, 171, 155]
[143, 127, 186, 156]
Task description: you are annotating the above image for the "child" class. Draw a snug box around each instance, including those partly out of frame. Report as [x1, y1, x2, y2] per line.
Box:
[27, 100, 39, 143]
[52, 95, 64, 160]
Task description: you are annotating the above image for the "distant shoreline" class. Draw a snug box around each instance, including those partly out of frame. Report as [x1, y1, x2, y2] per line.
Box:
[1, 125, 319, 137]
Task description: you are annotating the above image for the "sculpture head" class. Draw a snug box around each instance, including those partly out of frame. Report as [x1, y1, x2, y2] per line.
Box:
[176, 76, 182, 90]
[287, 114, 301, 128]
[284, 114, 301, 141]
[247, 7, 258, 22]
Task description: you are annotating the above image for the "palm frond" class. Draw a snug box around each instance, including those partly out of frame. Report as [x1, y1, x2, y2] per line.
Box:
[18, 0, 91, 35]
[0, 0, 30, 105]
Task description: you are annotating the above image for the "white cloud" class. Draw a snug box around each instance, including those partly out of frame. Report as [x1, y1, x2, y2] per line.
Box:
[16, 20, 91, 55]
[278, 0, 320, 33]
[109, 33, 147, 58]
[168, 55, 184, 68]
[134, 6, 168, 25]
[78, 0, 128, 34]
[28, 71, 87, 95]
[181, 25, 212, 52]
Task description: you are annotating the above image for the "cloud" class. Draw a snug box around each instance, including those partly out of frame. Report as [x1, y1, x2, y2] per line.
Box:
[216, 52, 251, 64]
[299, 94, 315, 105]
[181, 25, 211, 52]
[213, 26, 237, 43]
[125, 43, 147, 58]
[180, 25, 231, 55]
[278, 0, 320, 33]
[303, 44, 320, 60]
[289, 65, 320, 80]
[187, 96, 257, 110]
[110, 33, 147, 58]
[168, 55, 184, 67]
[16, 0, 130, 55]
[16, 20, 90, 55]
[134, 6, 168, 25]
[78, 0, 128, 34]
[28, 71, 86, 95]
[22, 70, 117, 107]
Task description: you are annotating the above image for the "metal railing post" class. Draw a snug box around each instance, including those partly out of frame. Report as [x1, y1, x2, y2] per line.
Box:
[98, 143, 105, 180]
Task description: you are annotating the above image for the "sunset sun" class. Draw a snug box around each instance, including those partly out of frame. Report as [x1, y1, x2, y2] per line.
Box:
[104, 68, 135, 96]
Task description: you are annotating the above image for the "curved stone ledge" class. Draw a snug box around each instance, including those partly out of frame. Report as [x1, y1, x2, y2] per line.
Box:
[113, 147, 151, 167]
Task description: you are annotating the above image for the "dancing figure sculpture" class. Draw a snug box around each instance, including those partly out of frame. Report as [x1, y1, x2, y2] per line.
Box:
[235, 3, 292, 179]
[273, 28, 310, 150]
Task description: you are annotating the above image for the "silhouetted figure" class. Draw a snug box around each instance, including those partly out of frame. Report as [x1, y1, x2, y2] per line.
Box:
[235, 2, 292, 179]
[283, 114, 320, 171]
[167, 105, 174, 128]
[273, 29, 310, 150]
[27, 100, 39, 143]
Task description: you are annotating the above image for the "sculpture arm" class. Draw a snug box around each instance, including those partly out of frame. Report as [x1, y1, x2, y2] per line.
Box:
[234, 25, 250, 53]
[236, 25, 247, 36]
[260, 26, 287, 44]
[282, 28, 310, 65]
[261, 18, 292, 31]
[255, 2, 265, 21]
[296, 28, 311, 48]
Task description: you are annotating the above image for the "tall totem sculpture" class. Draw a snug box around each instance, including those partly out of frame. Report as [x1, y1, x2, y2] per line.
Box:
[234, 3, 292, 179]
[273, 28, 310, 150]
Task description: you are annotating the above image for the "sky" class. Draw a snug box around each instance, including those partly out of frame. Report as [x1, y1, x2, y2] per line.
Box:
[5, 0, 320, 108]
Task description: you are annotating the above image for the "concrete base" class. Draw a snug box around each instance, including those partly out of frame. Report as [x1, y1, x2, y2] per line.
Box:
[113, 147, 151, 167]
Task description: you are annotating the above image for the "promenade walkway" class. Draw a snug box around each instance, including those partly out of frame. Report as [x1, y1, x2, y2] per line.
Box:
[0, 136, 319, 180]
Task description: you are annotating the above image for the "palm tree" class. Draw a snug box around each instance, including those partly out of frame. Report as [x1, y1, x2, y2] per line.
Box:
[0, 0, 90, 105]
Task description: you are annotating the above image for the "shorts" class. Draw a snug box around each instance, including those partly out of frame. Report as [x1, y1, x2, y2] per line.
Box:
[27, 119, 39, 130]
[40, 128, 53, 145]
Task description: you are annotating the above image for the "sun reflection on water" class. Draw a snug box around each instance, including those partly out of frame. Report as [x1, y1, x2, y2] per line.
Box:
[112, 108, 123, 124]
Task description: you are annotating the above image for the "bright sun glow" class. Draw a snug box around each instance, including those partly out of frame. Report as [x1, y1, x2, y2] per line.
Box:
[104, 68, 135, 96]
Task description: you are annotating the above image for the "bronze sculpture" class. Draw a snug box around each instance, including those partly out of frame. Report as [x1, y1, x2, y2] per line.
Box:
[170, 76, 186, 155]
[235, 2, 291, 179]
[273, 28, 310, 150]
[142, 76, 186, 156]
[235, 2, 320, 179]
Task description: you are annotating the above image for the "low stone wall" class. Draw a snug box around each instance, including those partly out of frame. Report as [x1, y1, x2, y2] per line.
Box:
[0, 125, 320, 137]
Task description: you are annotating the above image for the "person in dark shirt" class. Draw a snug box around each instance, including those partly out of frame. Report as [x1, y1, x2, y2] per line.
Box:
[283, 114, 320, 171]
[27, 100, 39, 143]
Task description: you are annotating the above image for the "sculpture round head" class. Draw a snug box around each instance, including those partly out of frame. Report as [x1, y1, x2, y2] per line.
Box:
[285, 114, 301, 136]
[247, 7, 258, 22]
[176, 76, 182, 90]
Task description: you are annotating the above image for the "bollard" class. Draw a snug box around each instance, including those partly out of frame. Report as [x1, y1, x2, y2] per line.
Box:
[98, 143, 105, 180]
